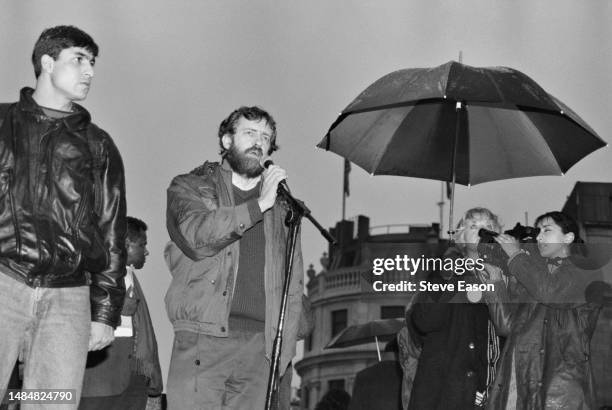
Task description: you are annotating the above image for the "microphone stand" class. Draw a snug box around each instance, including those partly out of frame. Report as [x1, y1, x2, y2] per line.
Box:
[264, 187, 335, 410]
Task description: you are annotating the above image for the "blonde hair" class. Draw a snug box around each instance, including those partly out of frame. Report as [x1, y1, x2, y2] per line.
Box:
[457, 207, 502, 232]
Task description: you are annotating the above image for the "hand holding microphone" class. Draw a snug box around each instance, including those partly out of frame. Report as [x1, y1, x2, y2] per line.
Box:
[260, 157, 336, 244]
[258, 158, 288, 212]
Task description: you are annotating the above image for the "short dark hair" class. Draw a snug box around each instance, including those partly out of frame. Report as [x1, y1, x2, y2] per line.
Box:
[32, 25, 99, 77]
[535, 211, 583, 243]
[126, 216, 147, 243]
[217, 106, 278, 157]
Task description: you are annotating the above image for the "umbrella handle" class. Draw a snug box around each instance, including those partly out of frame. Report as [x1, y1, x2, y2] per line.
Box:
[375, 335, 381, 361]
[448, 101, 464, 242]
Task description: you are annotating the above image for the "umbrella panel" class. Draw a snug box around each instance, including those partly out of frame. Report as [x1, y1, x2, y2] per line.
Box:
[524, 109, 606, 172]
[344, 61, 563, 114]
[467, 105, 562, 184]
[373, 101, 469, 183]
[323, 100, 471, 184]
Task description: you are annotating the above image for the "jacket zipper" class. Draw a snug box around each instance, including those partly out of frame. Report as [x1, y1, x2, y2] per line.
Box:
[32, 123, 59, 271]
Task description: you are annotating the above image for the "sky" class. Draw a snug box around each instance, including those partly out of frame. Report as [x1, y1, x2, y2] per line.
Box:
[1, 0, 611, 389]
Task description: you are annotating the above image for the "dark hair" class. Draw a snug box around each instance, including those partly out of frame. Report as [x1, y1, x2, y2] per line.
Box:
[535, 211, 583, 244]
[32, 25, 99, 77]
[126, 216, 147, 242]
[217, 106, 278, 157]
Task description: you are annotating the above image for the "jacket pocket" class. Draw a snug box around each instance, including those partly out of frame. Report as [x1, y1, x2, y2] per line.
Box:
[164, 241, 221, 322]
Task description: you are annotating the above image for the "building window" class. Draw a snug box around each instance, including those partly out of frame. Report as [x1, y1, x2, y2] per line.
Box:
[331, 309, 348, 337]
[380, 305, 405, 319]
[305, 331, 313, 352]
[328, 379, 345, 392]
[302, 386, 309, 409]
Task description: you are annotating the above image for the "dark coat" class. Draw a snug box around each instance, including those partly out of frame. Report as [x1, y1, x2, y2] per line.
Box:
[164, 160, 304, 373]
[82, 272, 162, 398]
[348, 360, 403, 410]
[408, 268, 499, 410]
[0, 88, 126, 326]
[485, 253, 602, 410]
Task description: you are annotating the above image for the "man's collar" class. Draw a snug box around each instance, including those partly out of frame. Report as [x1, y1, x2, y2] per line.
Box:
[221, 158, 233, 172]
[18, 87, 91, 130]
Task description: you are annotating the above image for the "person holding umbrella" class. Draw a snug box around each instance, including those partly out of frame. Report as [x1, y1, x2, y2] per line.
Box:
[480, 211, 602, 409]
[407, 207, 503, 410]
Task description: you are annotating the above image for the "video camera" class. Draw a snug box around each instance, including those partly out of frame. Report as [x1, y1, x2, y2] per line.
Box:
[477, 223, 540, 267]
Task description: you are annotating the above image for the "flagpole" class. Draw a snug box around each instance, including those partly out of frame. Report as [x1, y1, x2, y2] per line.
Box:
[342, 159, 350, 221]
[342, 181, 346, 221]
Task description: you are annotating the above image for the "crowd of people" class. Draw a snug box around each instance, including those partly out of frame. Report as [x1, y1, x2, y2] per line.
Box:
[400, 207, 605, 410]
[0, 24, 607, 410]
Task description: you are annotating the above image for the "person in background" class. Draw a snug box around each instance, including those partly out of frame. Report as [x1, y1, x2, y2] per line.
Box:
[80, 217, 162, 410]
[315, 389, 351, 410]
[348, 339, 403, 410]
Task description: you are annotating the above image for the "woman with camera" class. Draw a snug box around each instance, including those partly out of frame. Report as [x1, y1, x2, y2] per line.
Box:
[481, 211, 602, 409]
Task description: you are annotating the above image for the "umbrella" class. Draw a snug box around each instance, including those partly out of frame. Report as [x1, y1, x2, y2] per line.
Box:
[318, 61, 606, 236]
[325, 318, 405, 361]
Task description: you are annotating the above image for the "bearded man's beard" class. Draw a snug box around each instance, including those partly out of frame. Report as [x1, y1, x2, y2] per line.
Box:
[225, 144, 264, 178]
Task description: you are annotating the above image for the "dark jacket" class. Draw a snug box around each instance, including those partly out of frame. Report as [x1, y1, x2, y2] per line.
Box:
[408, 252, 500, 410]
[485, 253, 602, 410]
[348, 360, 403, 410]
[0, 88, 127, 326]
[82, 269, 162, 398]
[164, 160, 304, 373]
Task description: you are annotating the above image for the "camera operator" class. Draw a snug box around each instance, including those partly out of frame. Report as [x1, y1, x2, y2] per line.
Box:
[477, 211, 602, 409]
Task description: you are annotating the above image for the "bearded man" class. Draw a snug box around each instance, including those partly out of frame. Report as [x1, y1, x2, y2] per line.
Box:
[164, 106, 305, 409]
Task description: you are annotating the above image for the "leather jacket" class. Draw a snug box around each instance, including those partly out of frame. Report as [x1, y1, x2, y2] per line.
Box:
[485, 252, 601, 409]
[0, 88, 127, 327]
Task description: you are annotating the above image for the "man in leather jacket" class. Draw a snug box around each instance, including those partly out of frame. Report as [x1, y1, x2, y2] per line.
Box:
[164, 106, 304, 409]
[0, 26, 127, 406]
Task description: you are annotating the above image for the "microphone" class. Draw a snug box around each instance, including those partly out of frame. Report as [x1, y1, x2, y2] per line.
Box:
[260, 158, 291, 195]
[260, 157, 337, 245]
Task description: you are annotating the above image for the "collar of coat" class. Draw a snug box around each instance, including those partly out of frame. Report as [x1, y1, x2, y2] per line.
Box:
[17, 87, 92, 131]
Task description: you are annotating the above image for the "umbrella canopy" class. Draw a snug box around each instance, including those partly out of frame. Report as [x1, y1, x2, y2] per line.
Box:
[325, 318, 405, 352]
[318, 61, 606, 186]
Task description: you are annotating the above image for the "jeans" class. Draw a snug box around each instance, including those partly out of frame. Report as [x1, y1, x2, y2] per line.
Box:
[0, 273, 91, 410]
